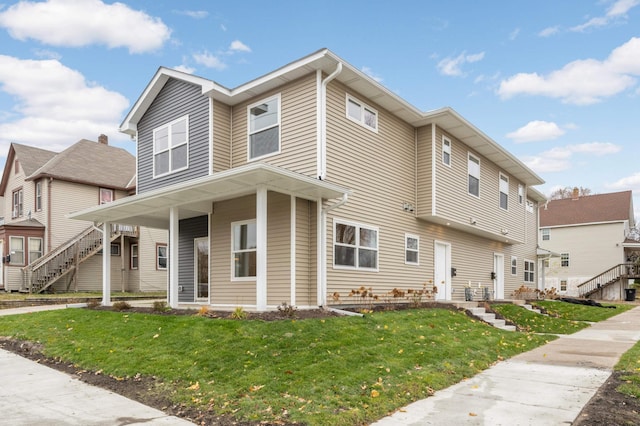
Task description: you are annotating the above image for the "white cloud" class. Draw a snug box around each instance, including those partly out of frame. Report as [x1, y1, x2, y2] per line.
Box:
[32, 48, 61, 60]
[608, 172, 640, 191]
[172, 64, 195, 74]
[437, 51, 485, 76]
[174, 10, 208, 19]
[569, 142, 622, 155]
[538, 26, 560, 37]
[193, 51, 227, 70]
[0, 55, 129, 154]
[0, 0, 171, 54]
[362, 66, 383, 83]
[509, 28, 520, 41]
[498, 37, 640, 104]
[506, 120, 566, 143]
[522, 142, 622, 174]
[229, 40, 251, 53]
[571, 0, 639, 32]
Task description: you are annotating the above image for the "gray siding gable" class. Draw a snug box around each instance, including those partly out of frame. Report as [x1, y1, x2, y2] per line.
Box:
[137, 78, 210, 194]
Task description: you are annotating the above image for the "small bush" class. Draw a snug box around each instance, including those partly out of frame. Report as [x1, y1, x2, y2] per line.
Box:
[277, 302, 297, 318]
[86, 300, 100, 309]
[197, 305, 210, 316]
[231, 306, 247, 319]
[152, 301, 169, 313]
[112, 301, 131, 311]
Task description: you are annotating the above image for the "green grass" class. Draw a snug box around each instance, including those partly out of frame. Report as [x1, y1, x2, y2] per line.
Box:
[532, 300, 634, 322]
[491, 303, 590, 334]
[616, 341, 640, 398]
[0, 307, 553, 425]
[0, 291, 166, 302]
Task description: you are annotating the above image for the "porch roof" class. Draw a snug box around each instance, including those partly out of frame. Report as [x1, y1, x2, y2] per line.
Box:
[68, 163, 351, 229]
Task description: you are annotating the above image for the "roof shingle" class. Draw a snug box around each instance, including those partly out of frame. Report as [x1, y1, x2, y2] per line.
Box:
[540, 191, 634, 227]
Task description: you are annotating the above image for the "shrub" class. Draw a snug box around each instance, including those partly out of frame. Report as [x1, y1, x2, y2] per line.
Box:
[152, 301, 169, 313]
[86, 300, 100, 309]
[231, 306, 247, 319]
[277, 302, 297, 318]
[112, 301, 131, 311]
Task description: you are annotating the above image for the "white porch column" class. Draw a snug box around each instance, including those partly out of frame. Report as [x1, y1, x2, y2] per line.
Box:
[317, 199, 324, 306]
[102, 222, 111, 306]
[169, 207, 179, 308]
[256, 186, 267, 311]
[290, 195, 296, 306]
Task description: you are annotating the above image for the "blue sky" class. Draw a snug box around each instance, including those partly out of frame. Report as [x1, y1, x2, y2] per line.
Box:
[0, 0, 639, 217]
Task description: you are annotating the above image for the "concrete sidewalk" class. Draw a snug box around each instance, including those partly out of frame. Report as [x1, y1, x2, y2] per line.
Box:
[373, 305, 640, 426]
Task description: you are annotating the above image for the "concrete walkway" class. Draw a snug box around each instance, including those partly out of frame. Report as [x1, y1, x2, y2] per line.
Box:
[373, 305, 640, 426]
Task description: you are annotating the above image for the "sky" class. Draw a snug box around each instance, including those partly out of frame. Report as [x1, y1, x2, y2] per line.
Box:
[0, 0, 639, 218]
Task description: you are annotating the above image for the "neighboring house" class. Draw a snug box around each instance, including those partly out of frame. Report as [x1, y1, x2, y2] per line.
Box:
[539, 189, 637, 299]
[71, 48, 546, 310]
[0, 136, 167, 293]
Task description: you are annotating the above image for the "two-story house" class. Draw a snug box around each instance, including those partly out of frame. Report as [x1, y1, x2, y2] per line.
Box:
[539, 189, 637, 299]
[71, 49, 546, 310]
[0, 136, 167, 293]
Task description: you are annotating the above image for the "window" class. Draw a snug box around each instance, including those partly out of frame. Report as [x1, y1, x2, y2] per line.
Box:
[518, 184, 524, 204]
[248, 95, 280, 160]
[157, 244, 168, 270]
[12, 188, 23, 218]
[346, 95, 378, 131]
[10, 236, 24, 265]
[468, 154, 480, 197]
[153, 115, 189, 177]
[442, 136, 451, 166]
[99, 188, 114, 204]
[561, 253, 570, 267]
[334, 220, 378, 270]
[541, 228, 550, 241]
[405, 234, 419, 265]
[511, 256, 517, 275]
[98, 243, 120, 256]
[526, 200, 534, 213]
[499, 173, 509, 210]
[35, 181, 42, 212]
[28, 238, 43, 263]
[524, 260, 535, 283]
[560, 280, 567, 292]
[130, 244, 138, 270]
[232, 220, 256, 279]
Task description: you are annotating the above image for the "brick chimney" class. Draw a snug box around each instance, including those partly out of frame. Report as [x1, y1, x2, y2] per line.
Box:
[572, 187, 579, 200]
[98, 134, 108, 145]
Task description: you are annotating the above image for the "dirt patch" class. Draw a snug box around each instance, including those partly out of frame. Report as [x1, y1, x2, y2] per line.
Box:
[573, 371, 640, 426]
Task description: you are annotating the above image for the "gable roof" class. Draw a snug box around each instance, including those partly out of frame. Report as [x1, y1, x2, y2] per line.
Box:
[0, 143, 57, 196]
[27, 139, 135, 190]
[540, 190, 634, 227]
[120, 48, 544, 187]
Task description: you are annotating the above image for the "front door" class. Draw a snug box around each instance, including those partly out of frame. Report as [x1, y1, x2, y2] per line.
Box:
[493, 253, 504, 299]
[434, 241, 451, 301]
[194, 237, 209, 302]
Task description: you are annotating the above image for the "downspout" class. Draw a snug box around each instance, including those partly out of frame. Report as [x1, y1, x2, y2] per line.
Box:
[319, 62, 342, 180]
[320, 193, 348, 306]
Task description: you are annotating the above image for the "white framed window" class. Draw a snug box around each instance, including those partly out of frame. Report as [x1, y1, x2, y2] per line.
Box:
[333, 219, 378, 270]
[130, 244, 138, 270]
[518, 184, 524, 204]
[35, 181, 42, 212]
[28, 237, 43, 263]
[560, 280, 567, 292]
[232, 220, 257, 280]
[153, 115, 189, 177]
[561, 253, 570, 267]
[99, 188, 114, 204]
[541, 228, 550, 241]
[499, 173, 509, 210]
[346, 94, 378, 132]
[248, 95, 280, 160]
[442, 136, 451, 166]
[526, 199, 534, 213]
[10, 236, 24, 265]
[511, 256, 517, 276]
[468, 153, 480, 197]
[405, 234, 419, 265]
[524, 260, 535, 283]
[157, 244, 168, 270]
[12, 188, 23, 218]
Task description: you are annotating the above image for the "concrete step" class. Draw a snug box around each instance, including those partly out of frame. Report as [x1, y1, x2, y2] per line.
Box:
[497, 324, 516, 332]
[523, 304, 542, 314]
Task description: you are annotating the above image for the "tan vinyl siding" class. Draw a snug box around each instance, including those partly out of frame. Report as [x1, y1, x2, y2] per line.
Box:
[138, 227, 168, 291]
[230, 73, 317, 177]
[416, 125, 433, 217]
[295, 198, 317, 306]
[211, 195, 257, 306]
[266, 192, 291, 306]
[212, 100, 231, 173]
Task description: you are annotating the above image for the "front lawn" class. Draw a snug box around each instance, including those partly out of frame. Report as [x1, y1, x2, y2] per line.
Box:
[0, 307, 552, 425]
[532, 300, 634, 322]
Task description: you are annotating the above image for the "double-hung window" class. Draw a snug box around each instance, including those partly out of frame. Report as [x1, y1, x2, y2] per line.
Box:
[232, 220, 257, 279]
[334, 220, 378, 270]
[524, 260, 535, 283]
[248, 95, 280, 160]
[10, 236, 24, 265]
[499, 173, 509, 210]
[28, 237, 43, 263]
[442, 137, 451, 166]
[541, 228, 550, 241]
[153, 115, 189, 177]
[511, 256, 517, 276]
[35, 181, 42, 211]
[346, 95, 378, 132]
[468, 154, 480, 197]
[405, 234, 419, 265]
[12, 188, 23, 218]
[130, 244, 139, 270]
[518, 184, 524, 205]
[561, 253, 570, 267]
[157, 244, 168, 270]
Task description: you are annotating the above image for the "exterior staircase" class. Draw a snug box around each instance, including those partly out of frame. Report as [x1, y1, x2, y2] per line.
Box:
[576, 263, 640, 299]
[21, 223, 137, 294]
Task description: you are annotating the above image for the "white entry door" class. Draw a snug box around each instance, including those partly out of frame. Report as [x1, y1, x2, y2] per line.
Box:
[434, 241, 451, 301]
[493, 253, 504, 300]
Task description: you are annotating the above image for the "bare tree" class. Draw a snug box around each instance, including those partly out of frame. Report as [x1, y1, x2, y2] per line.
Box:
[549, 186, 592, 200]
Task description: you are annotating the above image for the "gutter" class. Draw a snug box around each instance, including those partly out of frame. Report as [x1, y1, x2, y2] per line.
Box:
[319, 62, 342, 180]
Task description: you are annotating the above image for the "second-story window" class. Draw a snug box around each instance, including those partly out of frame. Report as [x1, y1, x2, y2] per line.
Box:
[561, 253, 570, 267]
[442, 136, 451, 166]
[346, 95, 378, 132]
[248, 95, 280, 160]
[499, 173, 509, 210]
[100, 188, 114, 204]
[35, 181, 42, 211]
[518, 184, 524, 204]
[542, 228, 550, 240]
[468, 154, 480, 197]
[12, 188, 23, 218]
[153, 115, 189, 177]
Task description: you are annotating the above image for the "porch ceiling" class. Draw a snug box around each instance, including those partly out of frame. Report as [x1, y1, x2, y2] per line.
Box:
[68, 163, 351, 229]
